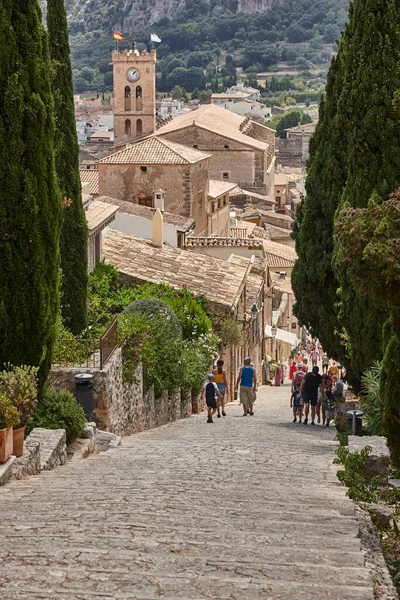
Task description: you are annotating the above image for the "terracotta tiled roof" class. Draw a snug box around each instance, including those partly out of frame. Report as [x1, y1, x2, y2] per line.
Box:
[157, 105, 269, 151]
[211, 92, 252, 99]
[246, 274, 264, 304]
[274, 174, 289, 186]
[85, 200, 118, 235]
[230, 222, 256, 239]
[264, 223, 292, 240]
[102, 230, 252, 311]
[208, 180, 237, 199]
[79, 169, 99, 195]
[241, 207, 274, 219]
[270, 271, 294, 295]
[96, 196, 195, 231]
[284, 122, 317, 134]
[185, 237, 264, 250]
[263, 240, 297, 268]
[229, 186, 276, 205]
[98, 136, 210, 165]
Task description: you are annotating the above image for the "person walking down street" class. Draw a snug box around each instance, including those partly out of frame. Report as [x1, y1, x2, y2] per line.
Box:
[274, 363, 282, 387]
[325, 389, 335, 427]
[328, 361, 339, 383]
[213, 359, 228, 418]
[300, 366, 323, 426]
[291, 362, 306, 394]
[290, 386, 304, 423]
[322, 352, 329, 374]
[235, 357, 257, 416]
[319, 373, 333, 425]
[201, 373, 222, 423]
[302, 358, 309, 373]
[310, 349, 319, 368]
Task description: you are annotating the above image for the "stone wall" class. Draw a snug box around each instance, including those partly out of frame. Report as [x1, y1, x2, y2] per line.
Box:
[51, 349, 194, 437]
[158, 126, 263, 191]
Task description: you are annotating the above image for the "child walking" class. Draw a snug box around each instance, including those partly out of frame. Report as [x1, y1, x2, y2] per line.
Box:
[290, 387, 304, 423]
[201, 373, 222, 423]
[213, 359, 228, 417]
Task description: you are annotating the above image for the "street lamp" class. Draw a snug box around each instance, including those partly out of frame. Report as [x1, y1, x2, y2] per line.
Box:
[249, 303, 260, 321]
[286, 315, 290, 326]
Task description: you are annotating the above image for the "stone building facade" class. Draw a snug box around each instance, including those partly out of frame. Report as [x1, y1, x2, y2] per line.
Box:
[112, 48, 157, 145]
[156, 105, 276, 196]
[98, 136, 210, 235]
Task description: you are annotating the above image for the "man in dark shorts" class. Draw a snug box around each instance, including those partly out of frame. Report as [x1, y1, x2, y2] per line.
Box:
[300, 366, 322, 426]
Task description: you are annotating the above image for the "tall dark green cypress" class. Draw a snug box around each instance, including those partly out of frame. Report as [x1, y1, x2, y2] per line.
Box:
[47, 0, 88, 334]
[333, 0, 400, 388]
[0, 0, 61, 383]
[292, 34, 349, 366]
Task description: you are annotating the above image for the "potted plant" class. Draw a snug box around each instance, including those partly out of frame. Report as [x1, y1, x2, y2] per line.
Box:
[0, 393, 20, 463]
[0, 366, 38, 457]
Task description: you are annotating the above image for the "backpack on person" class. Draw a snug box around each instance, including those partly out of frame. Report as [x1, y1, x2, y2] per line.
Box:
[293, 370, 305, 391]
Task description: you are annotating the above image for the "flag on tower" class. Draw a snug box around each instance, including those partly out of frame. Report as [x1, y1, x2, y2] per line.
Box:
[151, 33, 161, 43]
[113, 31, 124, 41]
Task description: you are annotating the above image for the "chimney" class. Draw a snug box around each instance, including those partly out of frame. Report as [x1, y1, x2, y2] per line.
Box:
[153, 189, 165, 212]
[152, 208, 164, 247]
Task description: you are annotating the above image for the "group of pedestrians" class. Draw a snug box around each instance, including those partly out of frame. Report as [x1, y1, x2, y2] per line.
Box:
[289, 349, 345, 425]
[200, 345, 344, 426]
[201, 357, 257, 423]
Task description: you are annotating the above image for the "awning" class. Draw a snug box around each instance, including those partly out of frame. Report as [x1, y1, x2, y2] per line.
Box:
[265, 324, 299, 348]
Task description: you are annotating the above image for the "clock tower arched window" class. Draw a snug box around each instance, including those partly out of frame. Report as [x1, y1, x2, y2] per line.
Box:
[136, 86, 143, 111]
[124, 86, 131, 111]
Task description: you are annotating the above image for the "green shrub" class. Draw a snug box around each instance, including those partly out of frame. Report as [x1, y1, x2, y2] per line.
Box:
[180, 335, 218, 395]
[28, 389, 86, 443]
[120, 299, 183, 397]
[360, 361, 383, 436]
[334, 445, 380, 503]
[0, 393, 20, 429]
[0, 365, 38, 428]
[123, 283, 211, 341]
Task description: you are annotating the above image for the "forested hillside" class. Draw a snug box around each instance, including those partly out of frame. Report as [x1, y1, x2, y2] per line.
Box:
[39, 0, 349, 96]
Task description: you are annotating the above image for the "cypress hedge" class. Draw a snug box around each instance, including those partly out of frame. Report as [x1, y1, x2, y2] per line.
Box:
[333, 0, 400, 388]
[0, 0, 61, 384]
[47, 0, 88, 334]
[292, 40, 348, 370]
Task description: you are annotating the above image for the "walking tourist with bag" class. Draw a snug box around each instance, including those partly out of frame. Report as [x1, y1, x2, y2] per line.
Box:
[235, 357, 257, 417]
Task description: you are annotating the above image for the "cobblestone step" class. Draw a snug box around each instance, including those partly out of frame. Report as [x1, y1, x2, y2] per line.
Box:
[0, 385, 377, 599]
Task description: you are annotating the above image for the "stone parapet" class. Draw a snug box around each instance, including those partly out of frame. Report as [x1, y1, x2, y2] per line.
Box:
[27, 428, 67, 471]
[51, 349, 199, 437]
[348, 436, 390, 485]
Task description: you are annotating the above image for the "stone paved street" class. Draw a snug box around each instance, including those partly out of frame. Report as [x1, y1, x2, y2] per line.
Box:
[0, 384, 375, 600]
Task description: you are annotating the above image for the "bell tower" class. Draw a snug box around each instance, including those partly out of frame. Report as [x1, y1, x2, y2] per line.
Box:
[112, 47, 156, 146]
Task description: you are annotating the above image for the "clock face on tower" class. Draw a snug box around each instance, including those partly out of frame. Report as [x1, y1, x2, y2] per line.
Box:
[127, 68, 140, 82]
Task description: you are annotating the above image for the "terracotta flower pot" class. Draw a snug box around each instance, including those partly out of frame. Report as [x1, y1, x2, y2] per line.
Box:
[13, 426, 26, 458]
[0, 427, 13, 464]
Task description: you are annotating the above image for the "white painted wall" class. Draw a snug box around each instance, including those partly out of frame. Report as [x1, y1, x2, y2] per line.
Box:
[108, 211, 181, 247]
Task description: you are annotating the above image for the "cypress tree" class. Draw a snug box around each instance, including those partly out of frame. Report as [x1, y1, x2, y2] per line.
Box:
[47, 0, 88, 334]
[335, 197, 400, 465]
[0, 0, 61, 382]
[292, 36, 349, 366]
[333, 0, 400, 388]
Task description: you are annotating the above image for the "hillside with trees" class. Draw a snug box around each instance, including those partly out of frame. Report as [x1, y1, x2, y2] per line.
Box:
[39, 0, 349, 97]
